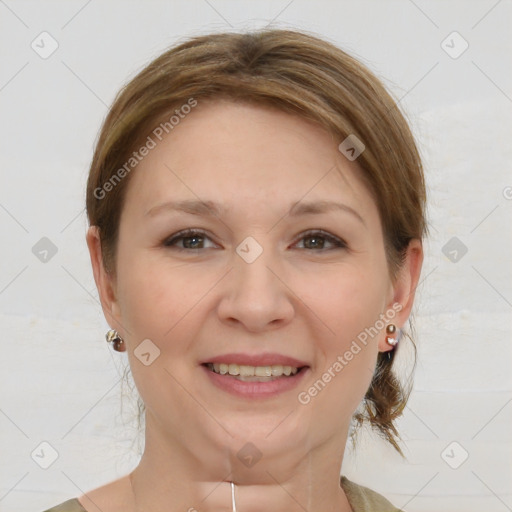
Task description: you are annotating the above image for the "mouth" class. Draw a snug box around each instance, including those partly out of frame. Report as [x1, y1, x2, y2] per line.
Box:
[202, 362, 306, 382]
[200, 359, 310, 398]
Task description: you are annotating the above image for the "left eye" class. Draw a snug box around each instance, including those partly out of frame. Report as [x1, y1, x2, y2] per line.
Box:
[293, 230, 346, 250]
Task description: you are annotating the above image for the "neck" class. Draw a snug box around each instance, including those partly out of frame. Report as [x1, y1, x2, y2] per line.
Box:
[127, 412, 354, 512]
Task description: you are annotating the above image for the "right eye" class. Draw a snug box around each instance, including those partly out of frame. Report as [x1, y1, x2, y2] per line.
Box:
[162, 229, 218, 251]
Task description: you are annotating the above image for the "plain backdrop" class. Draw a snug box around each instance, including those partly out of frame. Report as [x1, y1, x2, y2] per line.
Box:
[0, 1, 511, 511]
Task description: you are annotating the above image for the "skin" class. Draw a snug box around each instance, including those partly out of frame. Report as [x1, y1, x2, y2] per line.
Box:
[85, 100, 423, 512]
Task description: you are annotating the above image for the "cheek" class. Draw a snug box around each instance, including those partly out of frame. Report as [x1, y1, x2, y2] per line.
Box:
[293, 264, 387, 420]
[296, 261, 388, 341]
[117, 257, 209, 422]
[116, 249, 216, 338]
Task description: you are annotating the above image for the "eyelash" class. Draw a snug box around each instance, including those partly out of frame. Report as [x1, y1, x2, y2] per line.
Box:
[162, 229, 347, 252]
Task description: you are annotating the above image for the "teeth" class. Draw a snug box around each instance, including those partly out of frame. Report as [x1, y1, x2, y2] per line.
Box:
[208, 363, 299, 377]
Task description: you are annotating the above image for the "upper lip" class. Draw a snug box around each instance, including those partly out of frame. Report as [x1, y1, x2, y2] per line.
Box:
[202, 352, 309, 368]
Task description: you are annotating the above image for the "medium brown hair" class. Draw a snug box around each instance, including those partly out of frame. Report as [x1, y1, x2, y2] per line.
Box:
[86, 29, 426, 455]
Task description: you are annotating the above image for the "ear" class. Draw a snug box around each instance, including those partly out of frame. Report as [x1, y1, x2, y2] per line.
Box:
[86, 226, 123, 335]
[379, 238, 424, 353]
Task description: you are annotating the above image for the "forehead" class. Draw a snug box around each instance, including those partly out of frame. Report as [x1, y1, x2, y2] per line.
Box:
[122, 100, 378, 223]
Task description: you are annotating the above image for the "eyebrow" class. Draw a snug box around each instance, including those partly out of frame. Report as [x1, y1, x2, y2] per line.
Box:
[145, 199, 365, 225]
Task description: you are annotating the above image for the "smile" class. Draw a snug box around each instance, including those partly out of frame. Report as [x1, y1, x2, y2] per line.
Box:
[205, 362, 300, 380]
[201, 362, 309, 398]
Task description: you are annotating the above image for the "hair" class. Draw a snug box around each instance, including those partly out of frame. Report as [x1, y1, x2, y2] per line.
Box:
[86, 29, 426, 455]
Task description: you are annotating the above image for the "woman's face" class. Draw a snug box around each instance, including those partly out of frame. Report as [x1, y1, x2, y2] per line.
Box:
[89, 100, 419, 469]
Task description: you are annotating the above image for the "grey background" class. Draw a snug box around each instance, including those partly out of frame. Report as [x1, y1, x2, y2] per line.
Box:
[1, 1, 511, 511]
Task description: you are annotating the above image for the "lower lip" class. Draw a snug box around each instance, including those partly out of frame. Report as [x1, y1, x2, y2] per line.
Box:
[201, 364, 309, 399]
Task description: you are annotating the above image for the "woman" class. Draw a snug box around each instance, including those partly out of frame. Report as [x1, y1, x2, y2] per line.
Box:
[44, 28, 425, 512]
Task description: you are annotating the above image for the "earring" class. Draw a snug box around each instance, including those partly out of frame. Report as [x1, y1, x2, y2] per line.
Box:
[106, 329, 125, 352]
[385, 324, 398, 347]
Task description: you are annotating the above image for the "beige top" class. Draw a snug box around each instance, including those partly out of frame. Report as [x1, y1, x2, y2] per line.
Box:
[41, 476, 403, 511]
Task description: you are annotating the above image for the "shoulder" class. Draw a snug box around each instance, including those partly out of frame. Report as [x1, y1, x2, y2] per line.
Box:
[41, 498, 87, 512]
[340, 476, 403, 512]
[42, 474, 132, 512]
[44, 477, 399, 512]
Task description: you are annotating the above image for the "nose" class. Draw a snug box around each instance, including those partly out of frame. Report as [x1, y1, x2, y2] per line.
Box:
[216, 240, 295, 332]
